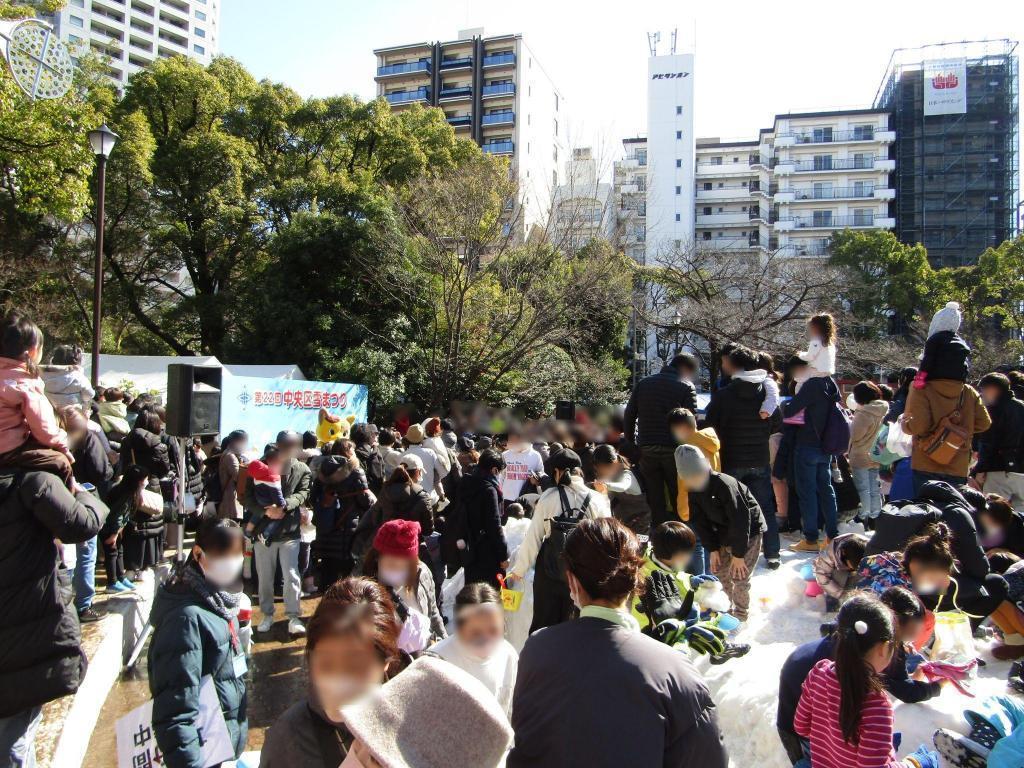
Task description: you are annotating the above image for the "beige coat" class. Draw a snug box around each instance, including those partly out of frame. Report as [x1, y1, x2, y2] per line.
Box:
[848, 400, 889, 469]
[904, 380, 991, 477]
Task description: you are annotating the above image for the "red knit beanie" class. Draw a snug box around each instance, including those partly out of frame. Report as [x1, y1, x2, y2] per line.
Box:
[373, 519, 421, 559]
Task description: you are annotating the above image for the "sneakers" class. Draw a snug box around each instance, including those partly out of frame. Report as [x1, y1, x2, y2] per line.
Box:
[256, 616, 274, 633]
[287, 618, 306, 636]
[78, 607, 101, 623]
[118, 578, 136, 591]
[709, 642, 751, 665]
[933, 728, 989, 768]
[106, 581, 132, 594]
[790, 539, 820, 553]
[765, 558, 781, 571]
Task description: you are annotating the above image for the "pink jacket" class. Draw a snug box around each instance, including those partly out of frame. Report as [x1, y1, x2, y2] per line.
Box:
[0, 357, 70, 456]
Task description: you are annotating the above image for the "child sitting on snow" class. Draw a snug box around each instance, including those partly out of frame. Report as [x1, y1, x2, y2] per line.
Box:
[244, 446, 287, 543]
[913, 301, 971, 389]
[814, 532, 869, 611]
[878, 585, 944, 704]
[634, 521, 750, 663]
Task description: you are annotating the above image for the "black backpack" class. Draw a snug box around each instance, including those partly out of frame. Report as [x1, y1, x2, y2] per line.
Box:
[540, 487, 591, 583]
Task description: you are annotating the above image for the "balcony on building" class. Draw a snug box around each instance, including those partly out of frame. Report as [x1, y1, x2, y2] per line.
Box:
[439, 56, 473, 71]
[377, 60, 430, 78]
[439, 85, 473, 101]
[385, 87, 431, 105]
[696, 212, 752, 227]
[776, 128, 882, 146]
[781, 242, 832, 258]
[789, 157, 879, 173]
[446, 113, 472, 128]
[777, 214, 878, 230]
[483, 140, 514, 155]
[483, 52, 515, 68]
[696, 184, 756, 202]
[785, 186, 878, 201]
[482, 110, 514, 126]
[482, 82, 515, 98]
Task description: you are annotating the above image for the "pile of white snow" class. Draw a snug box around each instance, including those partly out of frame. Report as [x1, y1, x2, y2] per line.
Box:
[696, 547, 1013, 768]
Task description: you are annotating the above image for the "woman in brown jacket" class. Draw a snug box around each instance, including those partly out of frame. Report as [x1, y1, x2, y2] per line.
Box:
[903, 379, 990, 494]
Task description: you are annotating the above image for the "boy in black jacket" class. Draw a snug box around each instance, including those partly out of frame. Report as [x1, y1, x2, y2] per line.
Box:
[879, 586, 943, 703]
[676, 444, 766, 621]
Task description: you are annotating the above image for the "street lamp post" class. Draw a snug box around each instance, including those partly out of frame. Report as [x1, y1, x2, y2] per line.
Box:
[87, 124, 118, 388]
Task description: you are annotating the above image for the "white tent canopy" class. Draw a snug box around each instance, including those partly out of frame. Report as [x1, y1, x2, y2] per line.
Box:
[82, 354, 305, 398]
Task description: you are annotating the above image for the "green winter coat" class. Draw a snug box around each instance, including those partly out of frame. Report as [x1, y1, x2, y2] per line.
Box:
[632, 550, 693, 630]
[147, 571, 247, 768]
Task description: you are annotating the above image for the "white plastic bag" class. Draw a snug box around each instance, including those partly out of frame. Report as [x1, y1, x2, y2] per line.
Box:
[886, 415, 914, 459]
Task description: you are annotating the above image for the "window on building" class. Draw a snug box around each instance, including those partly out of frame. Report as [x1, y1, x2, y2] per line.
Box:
[676, 130, 682, 139]
[675, 159, 682, 168]
[676, 106, 682, 114]
[812, 210, 833, 227]
[69, 14, 84, 27]
[712, 157, 722, 165]
[742, 206, 747, 212]
[554, 92, 558, 110]
[637, 149, 647, 166]
[813, 126, 833, 143]
[853, 153, 871, 169]
[675, 213, 681, 222]
[674, 239, 682, 249]
[553, 118, 558, 136]
[717, 207, 723, 213]
[675, 186, 681, 195]
[813, 154, 833, 171]
[70, 0, 83, 6]
[193, 44, 205, 54]
[195, 27, 205, 37]
[703, 207, 711, 215]
[703, 182, 712, 191]
[196, 9, 207, 20]
[717, 182, 724, 188]
[702, 232, 712, 241]
[732, 157, 739, 163]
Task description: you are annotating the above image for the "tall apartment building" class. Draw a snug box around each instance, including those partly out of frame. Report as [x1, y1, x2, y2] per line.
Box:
[875, 40, 1019, 266]
[550, 147, 614, 253]
[614, 137, 648, 264]
[45, 0, 218, 86]
[645, 53, 695, 261]
[373, 29, 564, 235]
[771, 110, 896, 257]
[694, 138, 771, 255]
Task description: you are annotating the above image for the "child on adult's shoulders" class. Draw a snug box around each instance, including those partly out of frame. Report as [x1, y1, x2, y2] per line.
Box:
[913, 301, 971, 389]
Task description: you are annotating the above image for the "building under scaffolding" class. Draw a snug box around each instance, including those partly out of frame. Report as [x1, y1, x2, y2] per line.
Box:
[875, 40, 1019, 267]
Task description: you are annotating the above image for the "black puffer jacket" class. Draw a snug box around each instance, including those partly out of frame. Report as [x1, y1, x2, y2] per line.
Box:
[379, 480, 434, 535]
[783, 376, 840, 448]
[916, 481, 990, 580]
[122, 428, 172, 539]
[704, 379, 773, 468]
[0, 471, 107, 716]
[459, 470, 509, 582]
[355, 443, 386, 496]
[623, 367, 698, 447]
[976, 393, 1024, 474]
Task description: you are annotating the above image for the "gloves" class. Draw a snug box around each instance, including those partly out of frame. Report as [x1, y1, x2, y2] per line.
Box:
[650, 618, 688, 647]
[689, 573, 719, 590]
[903, 745, 939, 768]
[683, 622, 727, 656]
[640, 570, 695, 627]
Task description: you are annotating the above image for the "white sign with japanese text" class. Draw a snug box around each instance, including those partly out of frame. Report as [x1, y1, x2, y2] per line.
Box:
[923, 57, 967, 116]
[115, 676, 233, 768]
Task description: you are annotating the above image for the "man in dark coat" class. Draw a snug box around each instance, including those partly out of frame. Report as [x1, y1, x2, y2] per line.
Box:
[704, 345, 780, 568]
[352, 423, 386, 496]
[0, 470, 107, 764]
[623, 353, 699, 530]
[459, 449, 510, 588]
[976, 372, 1024, 510]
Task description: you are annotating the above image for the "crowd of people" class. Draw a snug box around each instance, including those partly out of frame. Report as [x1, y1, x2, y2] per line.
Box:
[4, 300, 1024, 768]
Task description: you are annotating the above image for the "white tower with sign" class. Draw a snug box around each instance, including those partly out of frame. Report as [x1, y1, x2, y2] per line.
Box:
[645, 49, 695, 263]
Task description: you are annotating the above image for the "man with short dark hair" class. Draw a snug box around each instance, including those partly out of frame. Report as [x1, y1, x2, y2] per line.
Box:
[624, 354, 699, 530]
[976, 372, 1024, 511]
[704, 345, 781, 569]
[460, 448, 510, 587]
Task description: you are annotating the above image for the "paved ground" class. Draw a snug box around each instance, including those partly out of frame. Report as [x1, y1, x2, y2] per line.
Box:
[82, 582, 320, 766]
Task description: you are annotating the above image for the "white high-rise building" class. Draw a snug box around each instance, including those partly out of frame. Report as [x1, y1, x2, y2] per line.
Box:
[45, 0, 219, 87]
[644, 53, 695, 261]
[550, 147, 614, 253]
[373, 29, 564, 237]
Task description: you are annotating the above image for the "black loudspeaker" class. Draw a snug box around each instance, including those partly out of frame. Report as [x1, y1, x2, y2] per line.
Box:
[166, 364, 222, 437]
[554, 400, 575, 421]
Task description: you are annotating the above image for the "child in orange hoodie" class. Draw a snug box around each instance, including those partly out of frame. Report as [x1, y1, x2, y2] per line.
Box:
[668, 408, 721, 521]
[0, 311, 74, 488]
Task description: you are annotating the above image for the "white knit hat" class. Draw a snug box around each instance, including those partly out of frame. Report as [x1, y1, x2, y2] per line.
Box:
[927, 301, 962, 338]
[341, 656, 513, 768]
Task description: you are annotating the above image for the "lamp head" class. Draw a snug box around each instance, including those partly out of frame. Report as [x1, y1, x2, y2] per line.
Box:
[87, 124, 118, 159]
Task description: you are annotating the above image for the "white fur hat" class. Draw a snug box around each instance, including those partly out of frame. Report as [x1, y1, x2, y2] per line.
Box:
[341, 656, 513, 768]
[928, 301, 962, 338]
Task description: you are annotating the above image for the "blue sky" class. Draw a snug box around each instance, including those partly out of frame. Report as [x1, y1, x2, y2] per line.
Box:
[221, 0, 1022, 167]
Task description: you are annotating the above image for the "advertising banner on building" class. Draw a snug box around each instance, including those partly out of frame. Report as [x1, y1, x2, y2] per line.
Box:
[923, 57, 967, 116]
[221, 375, 368, 448]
